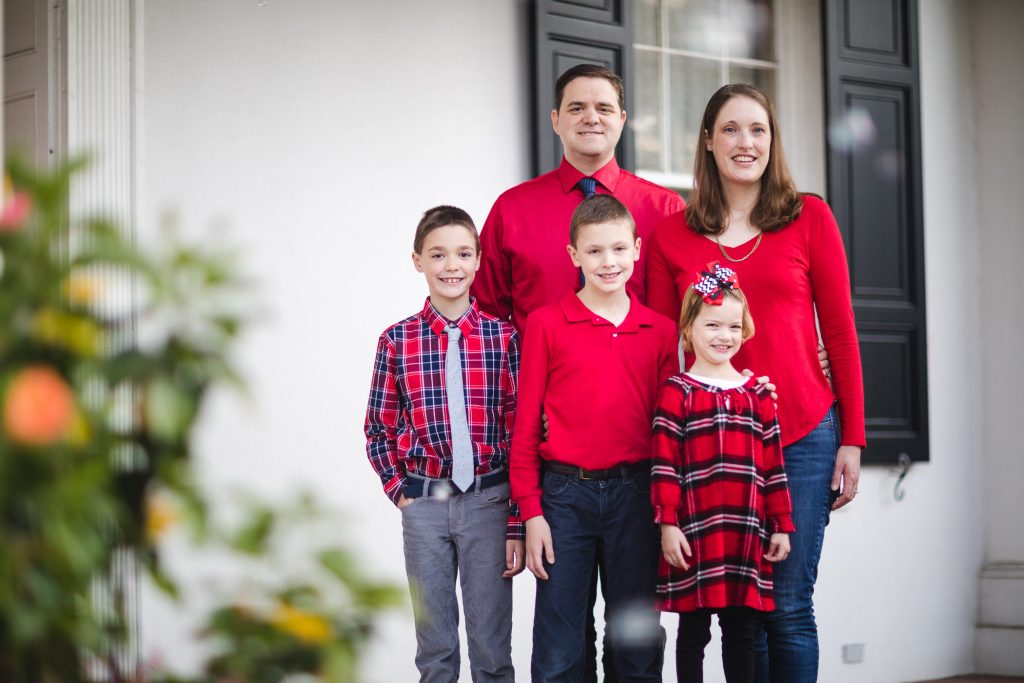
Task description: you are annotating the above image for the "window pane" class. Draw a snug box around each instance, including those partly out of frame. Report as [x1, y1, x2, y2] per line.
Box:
[635, 0, 661, 46]
[725, 0, 775, 60]
[669, 55, 720, 175]
[728, 64, 775, 103]
[634, 50, 664, 172]
[667, 0, 722, 55]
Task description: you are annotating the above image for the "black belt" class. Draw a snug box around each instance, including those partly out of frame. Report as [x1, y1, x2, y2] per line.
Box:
[403, 468, 508, 499]
[543, 460, 650, 481]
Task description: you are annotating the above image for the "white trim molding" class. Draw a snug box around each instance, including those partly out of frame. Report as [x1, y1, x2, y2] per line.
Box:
[977, 562, 1024, 675]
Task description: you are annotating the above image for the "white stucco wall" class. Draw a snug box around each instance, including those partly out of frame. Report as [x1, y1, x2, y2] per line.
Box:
[137, 1, 535, 679]
[136, 1, 997, 681]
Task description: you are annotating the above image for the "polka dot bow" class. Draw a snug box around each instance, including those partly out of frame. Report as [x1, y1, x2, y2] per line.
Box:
[693, 261, 740, 305]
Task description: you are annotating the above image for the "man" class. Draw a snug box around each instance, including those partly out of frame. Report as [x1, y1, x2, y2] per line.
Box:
[474, 63, 684, 683]
[474, 64, 685, 335]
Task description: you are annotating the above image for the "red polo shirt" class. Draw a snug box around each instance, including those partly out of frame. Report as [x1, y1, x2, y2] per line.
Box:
[473, 157, 684, 334]
[510, 291, 679, 520]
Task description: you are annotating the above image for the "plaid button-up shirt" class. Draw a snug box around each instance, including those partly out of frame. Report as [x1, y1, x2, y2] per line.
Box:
[365, 298, 522, 539]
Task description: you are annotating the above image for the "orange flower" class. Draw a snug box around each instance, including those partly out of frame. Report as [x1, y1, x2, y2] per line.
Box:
[3, 366, 76, 446]
[269, 603, 333, 645]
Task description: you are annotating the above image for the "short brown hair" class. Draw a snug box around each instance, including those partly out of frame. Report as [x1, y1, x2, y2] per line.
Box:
[569, 195, 636, 246]
[413, 205, 479, 254]
[686, 83, 803, 235]
[678, 285, 755, 352]
[554, 64, 626, 111]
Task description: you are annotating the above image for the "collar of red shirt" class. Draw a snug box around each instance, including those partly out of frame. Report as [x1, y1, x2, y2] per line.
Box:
[556, 156, 623, 195]
[419, 297, 480, 338]
[557, 290, 657, 334]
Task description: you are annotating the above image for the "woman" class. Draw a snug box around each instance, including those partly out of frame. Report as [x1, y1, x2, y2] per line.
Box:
[646, 84, 864, 683]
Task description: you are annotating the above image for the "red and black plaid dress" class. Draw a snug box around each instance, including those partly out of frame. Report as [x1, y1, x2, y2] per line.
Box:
[651, 374, 795, 613]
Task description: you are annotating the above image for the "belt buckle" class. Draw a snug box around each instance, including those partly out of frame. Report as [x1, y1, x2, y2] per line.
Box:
[578, 467, 595, 481]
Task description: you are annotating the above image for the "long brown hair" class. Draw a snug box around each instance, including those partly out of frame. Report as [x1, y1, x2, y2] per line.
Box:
[685, 83, 803, 235]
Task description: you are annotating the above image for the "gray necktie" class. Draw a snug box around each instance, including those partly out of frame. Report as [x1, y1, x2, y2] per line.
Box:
[446, 325, 474, 492]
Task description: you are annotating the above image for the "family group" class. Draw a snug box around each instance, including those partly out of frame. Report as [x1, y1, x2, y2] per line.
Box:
[364, 64, 864, 683]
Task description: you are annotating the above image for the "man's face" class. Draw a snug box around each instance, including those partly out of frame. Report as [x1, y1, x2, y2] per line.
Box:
[551, 77, 626, 169]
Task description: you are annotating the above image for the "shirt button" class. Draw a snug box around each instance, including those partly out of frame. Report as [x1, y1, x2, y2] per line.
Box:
[612, 333, 618, 338]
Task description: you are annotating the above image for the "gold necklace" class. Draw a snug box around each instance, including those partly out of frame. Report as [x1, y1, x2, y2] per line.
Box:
[715, 231, 763, 262]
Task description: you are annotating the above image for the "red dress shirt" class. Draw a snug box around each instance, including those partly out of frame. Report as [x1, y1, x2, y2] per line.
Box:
[646, 195, 865, 447]
[473, 157, 685, 333]
[651, 375, 794, 612]
[364, 298, 523, 538]
[509, 292, 679, 520]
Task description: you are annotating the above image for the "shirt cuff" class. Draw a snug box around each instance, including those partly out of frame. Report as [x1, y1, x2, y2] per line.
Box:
[517, 495, 543, 521]
[384, 475, 405, 506]
[653, 505, 679, 525]
[770, 515, 796, 533]
[506, 517, 525, 541]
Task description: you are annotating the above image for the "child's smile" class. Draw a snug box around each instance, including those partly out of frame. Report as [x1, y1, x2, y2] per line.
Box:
[567, 218, 640, 296]
[412, 224, 480, 317]
[687, 296, 746, 368]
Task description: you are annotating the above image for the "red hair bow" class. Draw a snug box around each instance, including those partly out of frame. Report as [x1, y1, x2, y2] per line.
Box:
[693, 261, 739, 305]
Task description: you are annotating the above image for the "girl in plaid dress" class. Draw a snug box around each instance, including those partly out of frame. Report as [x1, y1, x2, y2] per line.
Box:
[651, 264, 794, 683]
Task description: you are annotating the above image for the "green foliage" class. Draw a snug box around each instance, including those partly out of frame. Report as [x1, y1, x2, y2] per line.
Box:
[0, 161, 397, 682]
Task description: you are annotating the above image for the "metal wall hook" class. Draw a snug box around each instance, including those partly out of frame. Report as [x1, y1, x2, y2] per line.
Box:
[893, 452, 911, 501]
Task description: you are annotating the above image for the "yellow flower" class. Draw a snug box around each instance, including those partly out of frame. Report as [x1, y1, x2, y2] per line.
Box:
[145, 492, 180, 542]
[63, 273, 100, 304]
[270, 603, 333, 645]
[32, 308, 102, 357]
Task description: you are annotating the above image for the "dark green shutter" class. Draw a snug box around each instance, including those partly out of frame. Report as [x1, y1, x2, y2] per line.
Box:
[534, 0, 635, 175]
[823, 0, 929, 463]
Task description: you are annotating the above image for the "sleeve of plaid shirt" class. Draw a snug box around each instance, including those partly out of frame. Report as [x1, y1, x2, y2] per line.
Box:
[759, 390, 796, 533]
[651, 378, 685, 526]
[364, 332, 406, 506]
[503, 330, 525, 541]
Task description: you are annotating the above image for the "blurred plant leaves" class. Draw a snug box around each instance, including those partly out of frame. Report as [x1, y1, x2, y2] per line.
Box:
[1, 159, 398, 682]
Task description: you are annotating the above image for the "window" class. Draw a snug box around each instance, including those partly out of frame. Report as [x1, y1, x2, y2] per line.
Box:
[633, 0, 779, 190]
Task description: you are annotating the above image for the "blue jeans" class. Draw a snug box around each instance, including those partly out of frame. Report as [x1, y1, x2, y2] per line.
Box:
[531, 468, 662, 683]
[753, 406, 839, 683]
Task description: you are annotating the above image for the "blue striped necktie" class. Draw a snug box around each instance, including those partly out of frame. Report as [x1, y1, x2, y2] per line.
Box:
[576, 178, 598, 288]
[578, 176, 597, 198]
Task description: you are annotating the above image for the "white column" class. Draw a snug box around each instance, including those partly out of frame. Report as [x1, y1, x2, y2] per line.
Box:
[971, 0, 1024, 675]
[66, 0, 139, 234]
[65, 1, 143, 677]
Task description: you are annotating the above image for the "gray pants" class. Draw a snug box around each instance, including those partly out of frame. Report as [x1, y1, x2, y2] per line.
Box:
[401, 481, 515, 683]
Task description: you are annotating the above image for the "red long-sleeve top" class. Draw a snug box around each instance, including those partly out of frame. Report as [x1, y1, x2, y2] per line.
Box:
[651, 374, 794, 612]
[646, 196, 865, 447]
[509, 292, 679, 520]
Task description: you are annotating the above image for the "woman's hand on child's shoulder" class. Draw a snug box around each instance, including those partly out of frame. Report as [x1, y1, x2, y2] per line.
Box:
[764, 533, 791, 562]
[659, 524, 692, 570]
[741, 369, 778, 402]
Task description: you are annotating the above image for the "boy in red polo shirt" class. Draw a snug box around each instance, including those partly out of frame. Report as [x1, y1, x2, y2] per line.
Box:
[511, 195, 678, 682]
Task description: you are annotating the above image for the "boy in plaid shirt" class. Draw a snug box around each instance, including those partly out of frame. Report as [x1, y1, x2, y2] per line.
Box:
[364, 206, 524, 682]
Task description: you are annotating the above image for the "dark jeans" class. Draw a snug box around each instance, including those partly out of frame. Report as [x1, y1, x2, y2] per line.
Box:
[676, 607, 759, 683]
[531, 468, 662, 683]
[584, 561, 617, 683]
[753, 406, 840, 683]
